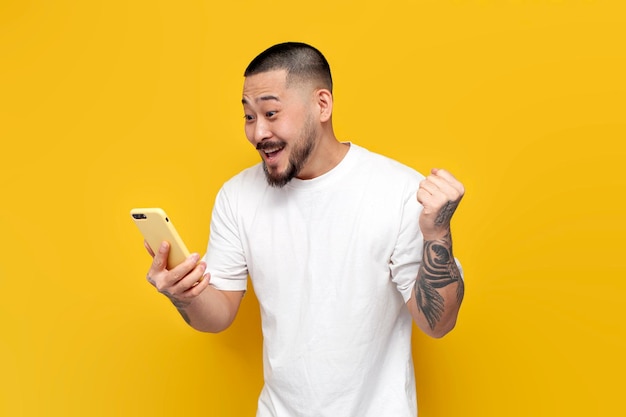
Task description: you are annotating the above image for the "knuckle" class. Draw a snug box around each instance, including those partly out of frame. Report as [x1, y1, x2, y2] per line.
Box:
[189, 283, 205, 297]
[152, 257, 165, 270]
[154, 280, 168, 293]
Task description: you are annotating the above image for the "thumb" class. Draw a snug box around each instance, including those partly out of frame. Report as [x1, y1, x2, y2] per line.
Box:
[151, 241, 171, 271]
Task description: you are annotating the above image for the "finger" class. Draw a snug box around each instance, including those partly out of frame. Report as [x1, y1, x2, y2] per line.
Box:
[431, 168, 456, 179]
[144, 240, 155, 257]
[418, 187, 451, 213]
[423, 174, 463, 201]
[171, 262, 209, 295]
[416, 187, 428, 205]
[418, 178, 439, 196]
[166, 251, 199, 278]
[417, 178, 442, 206]
[184, 271, 211, 297]
[146, 273, 156, 287]
[419, 177, 454, 203]
[149, 241, 170, 276]
[430, 168, 465, 195]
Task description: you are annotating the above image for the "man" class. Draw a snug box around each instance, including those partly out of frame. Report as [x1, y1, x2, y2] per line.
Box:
[145, 42, 465, 416]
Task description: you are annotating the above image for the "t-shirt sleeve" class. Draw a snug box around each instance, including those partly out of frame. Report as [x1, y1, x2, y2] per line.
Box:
[389, 180, 424, 303]
[202, 185, 248, 292]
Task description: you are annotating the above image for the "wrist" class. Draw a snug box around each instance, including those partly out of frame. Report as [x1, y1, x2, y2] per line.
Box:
[422, 227, 451, 243]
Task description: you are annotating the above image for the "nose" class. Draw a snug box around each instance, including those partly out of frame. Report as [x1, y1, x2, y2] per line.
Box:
[248, 118, 271, 145]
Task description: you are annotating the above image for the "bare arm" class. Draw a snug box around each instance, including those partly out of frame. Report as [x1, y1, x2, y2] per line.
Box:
[145, 241, 244, 333]
[407, 229, 464, 338]
[407, 169, 465, 338]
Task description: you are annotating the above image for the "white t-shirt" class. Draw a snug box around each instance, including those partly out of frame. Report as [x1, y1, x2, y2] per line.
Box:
[204, 144, 425, 417]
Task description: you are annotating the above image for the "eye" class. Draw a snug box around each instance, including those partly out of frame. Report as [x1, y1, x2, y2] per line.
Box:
[265, 111, 277, 118]
[243, 114, 254, 122]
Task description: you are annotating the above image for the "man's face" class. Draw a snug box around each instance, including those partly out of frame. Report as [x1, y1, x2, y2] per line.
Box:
[242, 70, 318, 187]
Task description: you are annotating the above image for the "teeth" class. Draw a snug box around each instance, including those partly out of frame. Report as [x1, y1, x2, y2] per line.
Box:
[263, 147, 282, 154]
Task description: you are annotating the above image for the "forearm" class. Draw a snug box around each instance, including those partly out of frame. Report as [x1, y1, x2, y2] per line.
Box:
[408, 231, 464, 338]
[165, 285, 244, 333]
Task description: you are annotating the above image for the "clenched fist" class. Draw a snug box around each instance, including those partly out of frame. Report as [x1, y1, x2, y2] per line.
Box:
[416, 168, 464, 240]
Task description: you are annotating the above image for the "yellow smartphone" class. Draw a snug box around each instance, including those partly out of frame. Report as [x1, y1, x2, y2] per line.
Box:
[130, 208, 191, 269]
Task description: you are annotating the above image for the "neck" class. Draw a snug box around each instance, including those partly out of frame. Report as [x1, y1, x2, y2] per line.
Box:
[297, 131, 349, 180]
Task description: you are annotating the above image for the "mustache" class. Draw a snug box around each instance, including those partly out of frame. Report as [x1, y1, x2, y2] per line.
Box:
[256, 141, 286, 151]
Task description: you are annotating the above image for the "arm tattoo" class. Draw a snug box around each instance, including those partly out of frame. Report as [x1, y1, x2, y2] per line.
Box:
[176, 309, 192, 325]
[435, 200, 459, 226]
[146, 275, 193, 325]
[162, 291, 192, 325]
[414, 234, 465, 330]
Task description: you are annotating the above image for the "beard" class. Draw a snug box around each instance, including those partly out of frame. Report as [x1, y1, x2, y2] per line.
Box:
[261, 115, 317, 188]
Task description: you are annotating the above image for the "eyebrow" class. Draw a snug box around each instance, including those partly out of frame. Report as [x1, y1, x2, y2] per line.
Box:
[241, 95, 281, 105]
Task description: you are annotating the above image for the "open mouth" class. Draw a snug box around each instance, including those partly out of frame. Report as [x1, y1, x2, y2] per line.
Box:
[258, 143, 286, 164]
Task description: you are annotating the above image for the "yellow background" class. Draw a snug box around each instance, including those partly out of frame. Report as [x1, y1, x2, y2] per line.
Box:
[1, 0, 625, 415]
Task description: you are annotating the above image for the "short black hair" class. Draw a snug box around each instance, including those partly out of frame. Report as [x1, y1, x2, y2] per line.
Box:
[244, 42, 333, 92]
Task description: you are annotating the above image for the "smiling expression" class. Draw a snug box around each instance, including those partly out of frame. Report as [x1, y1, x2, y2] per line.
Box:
[242, 70, 320, 187]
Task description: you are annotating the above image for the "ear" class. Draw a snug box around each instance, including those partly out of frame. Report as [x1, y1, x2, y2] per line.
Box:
[316, 89, 333, 123]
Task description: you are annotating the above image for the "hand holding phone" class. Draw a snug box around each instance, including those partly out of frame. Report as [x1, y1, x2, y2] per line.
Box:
[130, 208, 191, 269]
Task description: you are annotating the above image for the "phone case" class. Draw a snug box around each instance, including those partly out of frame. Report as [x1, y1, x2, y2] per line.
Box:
[130, 208, 191, 269]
